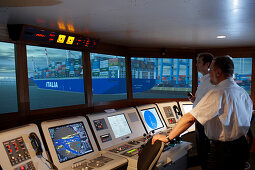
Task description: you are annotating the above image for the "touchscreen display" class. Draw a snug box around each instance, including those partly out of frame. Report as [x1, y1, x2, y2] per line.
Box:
[48, 122, 93, 163]
[141, 107, 164, 132]
[108, 114, 132, 138]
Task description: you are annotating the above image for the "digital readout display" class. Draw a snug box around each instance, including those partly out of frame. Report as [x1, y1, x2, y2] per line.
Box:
[22, 26, 97, 48]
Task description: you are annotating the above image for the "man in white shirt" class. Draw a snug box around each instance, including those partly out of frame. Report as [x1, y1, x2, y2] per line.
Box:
[153, 56, 252, 170]
[188, 53, 214, 170]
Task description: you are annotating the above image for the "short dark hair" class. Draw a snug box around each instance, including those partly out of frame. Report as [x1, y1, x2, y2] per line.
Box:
[197, 53, 214, 66]
[213, 55, 234, 77]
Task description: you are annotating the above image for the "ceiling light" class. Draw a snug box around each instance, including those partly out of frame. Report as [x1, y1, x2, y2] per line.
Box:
[216, 35, 226, 39]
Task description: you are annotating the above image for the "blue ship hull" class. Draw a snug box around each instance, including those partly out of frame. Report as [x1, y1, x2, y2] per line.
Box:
[32, 78, 156, 94]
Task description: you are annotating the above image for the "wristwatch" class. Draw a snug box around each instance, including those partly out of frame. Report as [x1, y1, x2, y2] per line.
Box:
[166, 136, 170, 142]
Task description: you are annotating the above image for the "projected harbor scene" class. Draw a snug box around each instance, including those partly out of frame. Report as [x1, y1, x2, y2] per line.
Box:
[27, 46, 192, 95]
[24, 45, 253, 109]
[0, 42, 252, 113]
[49, 122, 93, 162]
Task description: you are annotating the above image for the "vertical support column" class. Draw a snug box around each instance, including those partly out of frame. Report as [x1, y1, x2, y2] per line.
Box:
[15, 41, 30, 116]
[125, 55, 133, 101]
[83, 51, 93, 107]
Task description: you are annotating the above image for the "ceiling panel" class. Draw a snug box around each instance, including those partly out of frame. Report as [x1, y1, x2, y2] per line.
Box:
[1, 0, 255, 48]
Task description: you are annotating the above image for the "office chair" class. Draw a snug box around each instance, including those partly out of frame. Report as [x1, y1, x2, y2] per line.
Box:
[137, 138, 164, 170]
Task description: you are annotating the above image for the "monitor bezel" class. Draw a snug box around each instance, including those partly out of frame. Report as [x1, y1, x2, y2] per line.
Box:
[182, 103, 193, 114]
[107, 113, 132, 139]
[48, 121, 94, 163]
[136, 104, 166, 134]
[41, 116, 98, 169]
[178, 101, 195, 133]
[178, 101, 193, 115]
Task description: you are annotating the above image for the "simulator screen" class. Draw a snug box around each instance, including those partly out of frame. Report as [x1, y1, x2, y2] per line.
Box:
[141, 107, 164, 132]
[107, 114, 132, 138]
[48, 122, 93, 163]
[182, 104, 193, 114]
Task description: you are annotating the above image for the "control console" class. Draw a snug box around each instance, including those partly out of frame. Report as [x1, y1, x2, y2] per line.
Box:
[87, 107, 148, 170]
[41, 116, 127, 170]
[88, 106, 192, 170]
[156, 102, 180, 128]
[0, 124, 50, 170]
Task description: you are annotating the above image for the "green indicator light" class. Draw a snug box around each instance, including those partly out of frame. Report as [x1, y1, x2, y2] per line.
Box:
[127, 149, 136, 153]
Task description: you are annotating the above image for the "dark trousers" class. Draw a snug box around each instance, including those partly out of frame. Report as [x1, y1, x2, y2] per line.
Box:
[195, 121, 210, 170]
[206, 136, 249, 170]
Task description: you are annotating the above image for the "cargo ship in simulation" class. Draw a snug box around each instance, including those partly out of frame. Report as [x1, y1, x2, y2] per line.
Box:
[31, 50, 156, 94]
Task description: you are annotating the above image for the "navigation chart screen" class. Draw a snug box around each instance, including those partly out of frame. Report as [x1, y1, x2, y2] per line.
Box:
[48, 122, 93, 163]
[107, 114, 132, 138]
[141, 107, 164, 132]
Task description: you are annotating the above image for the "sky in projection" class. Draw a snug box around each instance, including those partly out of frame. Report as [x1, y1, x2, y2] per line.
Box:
[0, 42, 81, 79]
[0, 41, 252, 80]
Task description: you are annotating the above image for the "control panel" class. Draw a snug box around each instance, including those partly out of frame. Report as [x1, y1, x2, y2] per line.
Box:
[109, 144, 134, 153]
[156, 102, 179, 128]
[0, 124, 50, 170]
[87, 106, 192, 170]
[41, 116, 127, 170]
[87, 107, 146, 150]
[3, 137, 31, 166]
[93, 119, 108, 131]
[106, 132, 191, 170]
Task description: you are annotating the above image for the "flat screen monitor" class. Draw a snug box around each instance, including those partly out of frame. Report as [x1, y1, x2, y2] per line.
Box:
[107, 114, 132, 138]
[140, 107, 164, 132]
[179, 101, 195, 132]
[182, 104, 193, 114]
[48, 122, 93, 163]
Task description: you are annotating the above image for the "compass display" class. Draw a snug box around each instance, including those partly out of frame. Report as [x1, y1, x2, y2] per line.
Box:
[141, 107, 164, 132]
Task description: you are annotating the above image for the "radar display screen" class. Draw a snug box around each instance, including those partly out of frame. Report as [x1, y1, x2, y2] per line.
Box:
[107, 114, 132, 138]
[182, 104, 193, 114]
[141, 107, 164, 132]
[48, 122, 93, 163]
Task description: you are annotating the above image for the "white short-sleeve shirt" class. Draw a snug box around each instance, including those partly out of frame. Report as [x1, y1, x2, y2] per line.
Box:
[190, 78, 252, 141]
[193, 74, 215, 107]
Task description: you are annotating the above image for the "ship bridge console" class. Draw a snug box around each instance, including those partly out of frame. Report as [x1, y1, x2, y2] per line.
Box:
[87, 105, 192, 170]
[41, 116, 127, 170]
[0, 124, 50, 170]
[0, 102, 192, 170]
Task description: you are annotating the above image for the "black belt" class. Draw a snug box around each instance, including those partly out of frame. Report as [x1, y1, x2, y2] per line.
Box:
[209, 136, 246, 146]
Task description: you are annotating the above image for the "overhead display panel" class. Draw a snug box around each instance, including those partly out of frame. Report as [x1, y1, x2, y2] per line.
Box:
[7, 24, 98, 50]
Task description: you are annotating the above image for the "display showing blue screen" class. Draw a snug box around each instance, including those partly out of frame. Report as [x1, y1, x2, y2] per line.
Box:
[141, 107, 164, 132]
